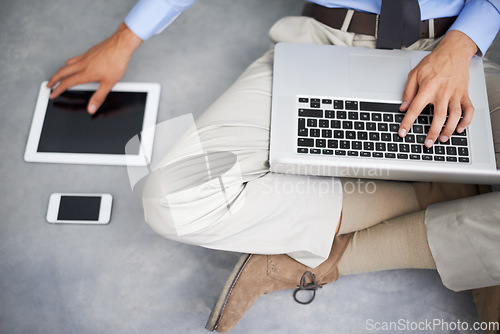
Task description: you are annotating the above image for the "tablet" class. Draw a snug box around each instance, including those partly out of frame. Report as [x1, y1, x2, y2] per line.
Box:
[24, 82, 160, 166]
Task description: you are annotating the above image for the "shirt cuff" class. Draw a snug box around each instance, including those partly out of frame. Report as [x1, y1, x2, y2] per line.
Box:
[448, 0, 500, 56]
[124, 0, 196, 40]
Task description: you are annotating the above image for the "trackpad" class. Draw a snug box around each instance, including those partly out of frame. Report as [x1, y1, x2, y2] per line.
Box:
[349, 54, 410, 94]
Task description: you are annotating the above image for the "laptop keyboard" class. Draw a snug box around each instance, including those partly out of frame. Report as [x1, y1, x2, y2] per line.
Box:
[297, 97, 471, 163]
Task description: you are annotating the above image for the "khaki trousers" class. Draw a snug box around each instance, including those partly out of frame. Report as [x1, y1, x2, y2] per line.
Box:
[142, 17, 500, 273]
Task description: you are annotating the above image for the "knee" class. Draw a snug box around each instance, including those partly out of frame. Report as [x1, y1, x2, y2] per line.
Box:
[141, 151, 245, 244]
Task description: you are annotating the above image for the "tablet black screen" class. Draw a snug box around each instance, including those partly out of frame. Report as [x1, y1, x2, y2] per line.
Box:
[37, 90, 147, 155]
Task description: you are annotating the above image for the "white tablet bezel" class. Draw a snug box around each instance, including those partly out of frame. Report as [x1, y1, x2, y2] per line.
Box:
[47, 193, 113, 224]
[24, 81, 160, 166]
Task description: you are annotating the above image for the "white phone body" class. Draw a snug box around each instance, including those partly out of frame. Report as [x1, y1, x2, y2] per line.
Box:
[47, 193, 113, 224]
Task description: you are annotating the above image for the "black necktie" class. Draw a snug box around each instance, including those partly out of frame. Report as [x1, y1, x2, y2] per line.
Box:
[376, 0, 421, 49]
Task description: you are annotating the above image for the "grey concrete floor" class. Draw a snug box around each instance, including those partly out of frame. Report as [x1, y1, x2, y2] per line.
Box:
[1, 1, 499, 333]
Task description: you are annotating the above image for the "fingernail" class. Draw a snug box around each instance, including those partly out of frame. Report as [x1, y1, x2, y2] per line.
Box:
[399, 128, 407, 137]
[457, 127, 464, 133]
[440, 135, 448, 142]
[400, 101, 408, 109]
[88, 104, 97, 114]
[425, 139, 434, 147]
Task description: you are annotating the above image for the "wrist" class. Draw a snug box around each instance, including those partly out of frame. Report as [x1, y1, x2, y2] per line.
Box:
[435, 30, 478, 63]
[114, 22, 143, 55]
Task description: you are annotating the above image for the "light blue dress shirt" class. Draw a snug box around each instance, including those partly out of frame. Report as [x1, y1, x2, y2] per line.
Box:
[124, 0, 500, 55]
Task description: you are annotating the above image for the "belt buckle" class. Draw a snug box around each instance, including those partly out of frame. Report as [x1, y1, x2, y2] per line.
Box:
[375, 14, 380, 39]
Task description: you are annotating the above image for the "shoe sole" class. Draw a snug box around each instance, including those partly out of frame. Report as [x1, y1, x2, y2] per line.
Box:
[205, 253, 253, 332]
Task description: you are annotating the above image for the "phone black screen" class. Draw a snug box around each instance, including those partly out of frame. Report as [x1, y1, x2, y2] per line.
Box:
[58, 196, 102, 221]
[37, 90, 147, 155]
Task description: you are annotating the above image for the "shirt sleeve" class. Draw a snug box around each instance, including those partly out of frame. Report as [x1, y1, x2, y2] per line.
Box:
[449, 0, 500, 56]
[124, 0, 197, 41]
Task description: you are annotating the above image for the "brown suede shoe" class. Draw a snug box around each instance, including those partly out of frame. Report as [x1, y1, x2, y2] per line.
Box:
[473, 286, 500, 334]
[205, 233, 354, 333]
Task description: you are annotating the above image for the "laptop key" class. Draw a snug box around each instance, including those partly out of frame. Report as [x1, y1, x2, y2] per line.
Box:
[434, 156, 445, 161]
[385, 153, 396, 159]
[310, 148, 321, 154]
[298, 128, 308, 137]
[376, 142, 386, 151]
[458, 147, 469, 156]
[459, 157, 470, 163]
[334, 130, 344, 139]
[340, 140, 350, 149]
[310, 129, 320, 137]
[298, 97, 309, 103]
[446, 156, 458, 162]
[393, 134, 404, 142]
[319, 120, 329, 128]
[372, 113, 382, 121]
[360, 152, 371, 157]
[334, 100, 344, 109]
[383, 113, 394, 122]
[346, 131, 356, 140]
[331, 120, 341, 128]
[322, 129, 332, 138]
[316, 139, 326, 148]
[434, 146, 445, 155]
[422, 155, 432, 161]
[335, 150, 346, 156]
[364, 142, 374, 151]
[358, 131, 368, 140]
[366, 122, 376, 131]
[404, 134, 415, 143]
[345, 101, 358, 110]
[323, 149, 334, 155]
[397, 153, 408, 159]
[388, 143, 398, 152]
[378, 123, 388, 131]
[297, 148, 308, 153]
[348, 151, 358, 156]
[298, 138, 314, 147]
[446, 147, 457, 155]
[399, 144, 410, 153]
[322, 99, 332, 104]
[410, 154, 420, 160]
[360, 112, 370, 120]
[352, 141, 362, 150]
[325, 110, 335, 118]
[369, 132, 380, 141]
[354, 121, 364, 130]
[395, 114, 404, 123]
[337, 110, 347, 119]
[299, 109, 323, 117]
[423, 146, 433, 154]
[348, 112, 358, 120]
[307, 119, 317, 127]
[416, 135, 426, 144]
[412, 124, 424, 133]
[389, 123, 399, 132]
[411, 145, 422, 153]
[373, 152, 383, 158]
[381, 133, 391, 141]
[328, 139, 338, 148]
[451, 137, 468, 146]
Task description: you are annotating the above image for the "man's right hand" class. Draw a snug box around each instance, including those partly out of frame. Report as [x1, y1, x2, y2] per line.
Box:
[47, 22, 143, 114]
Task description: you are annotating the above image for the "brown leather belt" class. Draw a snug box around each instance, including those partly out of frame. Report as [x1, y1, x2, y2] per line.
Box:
[302, 2, 457, 40]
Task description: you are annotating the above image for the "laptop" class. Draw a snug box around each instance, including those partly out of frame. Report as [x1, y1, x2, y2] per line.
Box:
[269, 42, 500, 184]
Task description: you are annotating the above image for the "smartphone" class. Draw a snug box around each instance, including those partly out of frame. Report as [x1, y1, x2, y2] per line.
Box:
[47, 193, 113, 224]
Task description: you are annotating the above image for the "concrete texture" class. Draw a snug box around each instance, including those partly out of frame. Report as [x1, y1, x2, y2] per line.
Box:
[1, 1, 498, 333]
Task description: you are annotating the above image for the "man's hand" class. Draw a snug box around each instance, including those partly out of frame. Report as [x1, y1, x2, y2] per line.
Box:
[47, 23, 142, 114]
[398, 30, 478, 147]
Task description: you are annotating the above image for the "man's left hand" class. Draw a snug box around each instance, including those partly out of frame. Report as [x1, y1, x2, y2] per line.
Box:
[398, 30, 478, 147]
